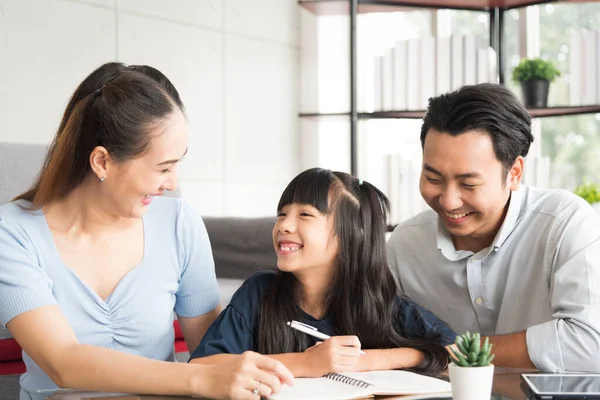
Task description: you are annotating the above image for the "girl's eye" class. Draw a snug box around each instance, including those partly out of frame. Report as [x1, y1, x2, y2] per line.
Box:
[277, 212, 286, 217]
[425, 177, 441, 184]
[462, 184, 477, 189]
[300, 212, 312, 217]
[161, 168, 172, 174]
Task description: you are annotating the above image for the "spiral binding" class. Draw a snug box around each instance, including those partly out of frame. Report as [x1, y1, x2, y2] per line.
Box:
[324, 373, 373, 389]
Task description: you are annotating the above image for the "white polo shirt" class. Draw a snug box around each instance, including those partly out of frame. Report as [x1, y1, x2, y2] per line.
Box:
[387, 185, 600, 372]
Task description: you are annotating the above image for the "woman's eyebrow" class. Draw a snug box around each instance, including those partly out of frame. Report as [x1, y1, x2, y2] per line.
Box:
[157, 148, 188, 166]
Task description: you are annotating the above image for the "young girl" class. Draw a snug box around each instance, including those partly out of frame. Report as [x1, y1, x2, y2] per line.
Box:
[190, 168, 454, 379]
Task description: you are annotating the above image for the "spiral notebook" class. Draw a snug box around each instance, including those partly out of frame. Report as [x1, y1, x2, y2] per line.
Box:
[269, 370, 451, 400]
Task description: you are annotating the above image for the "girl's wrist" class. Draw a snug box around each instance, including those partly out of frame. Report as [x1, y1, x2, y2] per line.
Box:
[297, 351, 319, 377]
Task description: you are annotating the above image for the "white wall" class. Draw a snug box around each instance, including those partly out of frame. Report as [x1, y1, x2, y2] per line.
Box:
[0, 0, 301, 217]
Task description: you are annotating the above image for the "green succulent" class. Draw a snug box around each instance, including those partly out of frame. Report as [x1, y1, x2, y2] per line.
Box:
[511, 58, 561, 83]
[450, 332, 494, 367]
[574, 182, 600, 205]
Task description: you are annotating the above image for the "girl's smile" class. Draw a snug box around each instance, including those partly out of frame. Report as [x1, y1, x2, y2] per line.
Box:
[277, 240, 303, 256]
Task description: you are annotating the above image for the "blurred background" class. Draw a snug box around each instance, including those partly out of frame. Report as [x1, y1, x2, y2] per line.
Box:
[1, 0, 599, 224]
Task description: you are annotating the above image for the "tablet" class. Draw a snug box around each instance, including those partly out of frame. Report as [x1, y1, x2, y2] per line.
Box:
[521, 374, 600, 399]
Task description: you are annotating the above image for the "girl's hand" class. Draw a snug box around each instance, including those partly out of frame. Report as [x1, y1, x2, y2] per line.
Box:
[203, 351, 294, 399]
[304, 336, 362, 376]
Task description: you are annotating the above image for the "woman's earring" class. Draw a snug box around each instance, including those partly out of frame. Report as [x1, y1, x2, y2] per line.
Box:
[100, 177, 105, 182]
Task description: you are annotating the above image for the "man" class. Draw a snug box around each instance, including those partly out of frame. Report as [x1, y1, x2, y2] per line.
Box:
[387, 83, 600, 372]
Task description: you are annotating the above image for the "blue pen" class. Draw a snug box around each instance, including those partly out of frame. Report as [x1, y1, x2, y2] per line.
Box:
[287, 320, 367, 355]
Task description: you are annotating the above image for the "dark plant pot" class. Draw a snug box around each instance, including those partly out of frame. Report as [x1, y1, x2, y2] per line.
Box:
[520, 79, 550, 108]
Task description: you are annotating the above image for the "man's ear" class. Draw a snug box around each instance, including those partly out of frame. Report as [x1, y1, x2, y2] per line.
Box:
[89, 146, 111, 181]
[507, 156, 524, 191]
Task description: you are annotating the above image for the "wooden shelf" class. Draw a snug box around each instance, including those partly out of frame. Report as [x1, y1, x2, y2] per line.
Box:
[299, 0, 599, 14]
[528, 105, 600, 118]
[300, 105, 600, 120]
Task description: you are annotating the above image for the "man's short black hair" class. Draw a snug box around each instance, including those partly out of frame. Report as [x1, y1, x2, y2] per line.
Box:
[420, 83, 534, 177]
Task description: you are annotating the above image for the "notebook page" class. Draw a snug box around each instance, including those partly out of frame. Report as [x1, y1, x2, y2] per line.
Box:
[269, 377, 374, 400]
[340, 371, 451, 395]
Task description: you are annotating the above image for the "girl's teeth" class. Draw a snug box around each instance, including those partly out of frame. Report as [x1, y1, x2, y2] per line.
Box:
[280, 246, 300, 251]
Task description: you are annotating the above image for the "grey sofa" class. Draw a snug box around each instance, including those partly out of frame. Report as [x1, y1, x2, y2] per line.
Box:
[0, 142, 276, 397]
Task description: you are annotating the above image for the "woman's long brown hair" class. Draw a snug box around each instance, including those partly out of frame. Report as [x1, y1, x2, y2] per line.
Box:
[15, 62, 184, 209]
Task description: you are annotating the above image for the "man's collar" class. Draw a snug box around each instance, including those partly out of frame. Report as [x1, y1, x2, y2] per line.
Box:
[490, 186, 523, 251]
[435, 186, 524, 260]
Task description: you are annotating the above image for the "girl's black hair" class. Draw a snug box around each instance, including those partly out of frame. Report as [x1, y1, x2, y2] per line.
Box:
[257, 168, 449, 374]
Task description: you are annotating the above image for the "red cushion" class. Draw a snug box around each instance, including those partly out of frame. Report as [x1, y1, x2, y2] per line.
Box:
[173, 320, 184, 340]
[0, 360, 25, 375]
[173, 320, 188, 353]
[174, 339, 188, 353]
[0, 339, 22, 362]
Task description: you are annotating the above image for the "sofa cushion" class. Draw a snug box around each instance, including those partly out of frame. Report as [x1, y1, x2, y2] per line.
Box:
[203, 217, 277, 280]
[0, 339, 21, 362]
[0, 373, 22, 398]
[0, 360, 25, 375]
[0, 142, 47, 206]
[0, 327, 12, 340]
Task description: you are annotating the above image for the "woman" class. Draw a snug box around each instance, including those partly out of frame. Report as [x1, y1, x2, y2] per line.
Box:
[190, 168, 454, 377]
[0, 62, 292, 400]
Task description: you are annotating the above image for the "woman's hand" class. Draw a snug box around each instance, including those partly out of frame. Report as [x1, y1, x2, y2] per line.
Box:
[201, 351, 294, 399]
[303, 336, 362, 376]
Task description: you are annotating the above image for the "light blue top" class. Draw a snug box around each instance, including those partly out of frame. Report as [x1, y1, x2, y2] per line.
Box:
[0, 197, 220, 399]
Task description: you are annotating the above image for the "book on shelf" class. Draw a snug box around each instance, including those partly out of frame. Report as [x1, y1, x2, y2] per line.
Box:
[269, 370, 452, 400]
[451, 35, 464, 91]
[371, 34, 496, 112]
[383, 47, 395, 111]
[420, 36, 436, 109]
[406, 38, 421, 111]
[570, 28, 600, 106]
[582, 29, 597, 105]
[373, 55, 384, 112]
[597, 30, 600, 104]
[436, 36, 452, 96]
[463, 36, 478, 86]
[477, 46, 498, 84]
[393, 40, 408, 110]
[569, 30, 582, 106]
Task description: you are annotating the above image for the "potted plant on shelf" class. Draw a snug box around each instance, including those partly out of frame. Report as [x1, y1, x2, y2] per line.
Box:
[574, 182, 600, 215]
[512, 58, 561, 108]
[449, 332, 495, 400]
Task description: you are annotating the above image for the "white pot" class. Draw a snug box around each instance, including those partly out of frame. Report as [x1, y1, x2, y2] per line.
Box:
[592, 202, 600, 216]
[448, 363, 494, 400]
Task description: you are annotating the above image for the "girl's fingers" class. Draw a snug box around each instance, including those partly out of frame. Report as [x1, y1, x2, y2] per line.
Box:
[332, 335, 362, 348]
[336, 346, 362, 357]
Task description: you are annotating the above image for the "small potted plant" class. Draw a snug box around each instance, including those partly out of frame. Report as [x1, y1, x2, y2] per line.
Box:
[512, 58, 561, 108]
[574, 182, 600, 214]
[448, 332, 495, 400]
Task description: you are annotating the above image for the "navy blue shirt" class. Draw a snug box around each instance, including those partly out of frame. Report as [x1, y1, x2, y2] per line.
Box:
[190, 271, 455, 359]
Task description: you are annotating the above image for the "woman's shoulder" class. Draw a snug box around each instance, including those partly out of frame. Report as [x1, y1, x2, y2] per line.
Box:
[0, 201, 43, 230]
